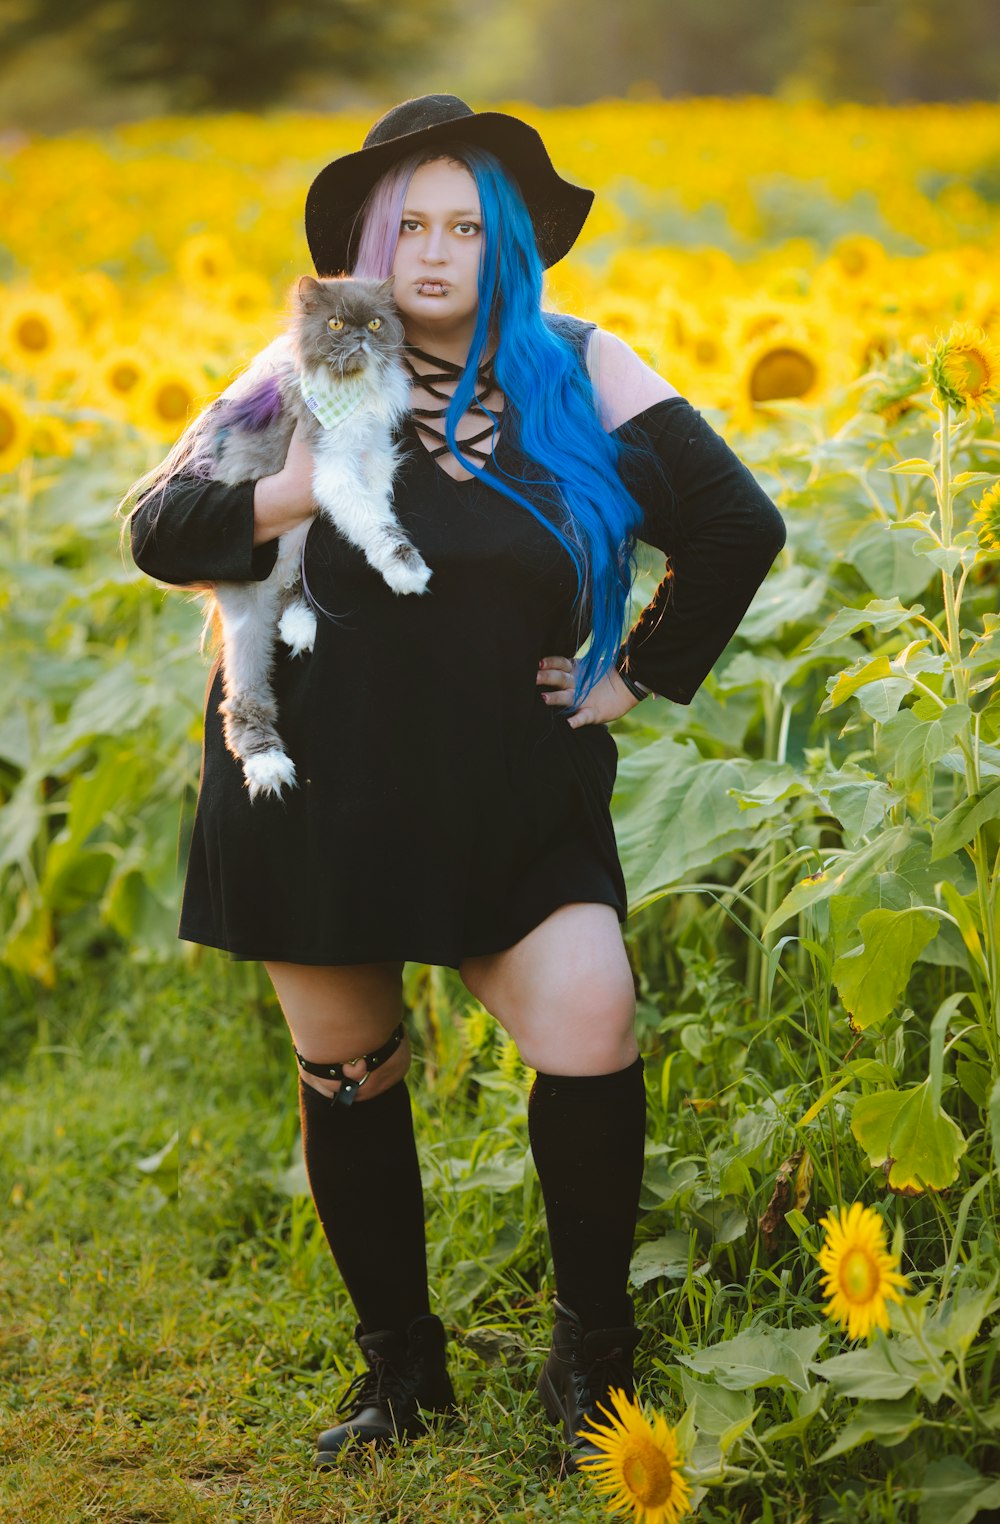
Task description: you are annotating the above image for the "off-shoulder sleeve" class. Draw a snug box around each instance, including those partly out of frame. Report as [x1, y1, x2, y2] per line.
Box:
[129, 474, 279, 587]
[613, 397, 786, 705]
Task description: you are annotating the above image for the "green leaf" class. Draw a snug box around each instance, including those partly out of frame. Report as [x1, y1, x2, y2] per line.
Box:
[950, 470, 997, 495]
[629, 1231, 693, 1287]
[832, 907, 938, 1028]
[613, 739, 787, 906]
[882, 458, 938, 479]
[678, 1325, 823, 1393]
[875, 705, 970, 796]
[917, 1458, 1000, 1524]
[763, 825, 909, 938]
[822, 655, 894, 712]
[818, 1397, 922, 1460]
[810, 1341, 922, 1401]
[679, 1373, 754, 1437]
[851, 1081, 968, 1191]
[931, 778, 1000, 859]
[847, 523, 935, 601]
[989, 1076, 1000, 1164]
[804, 597, 925, 653]
[854, 677, 913, 722]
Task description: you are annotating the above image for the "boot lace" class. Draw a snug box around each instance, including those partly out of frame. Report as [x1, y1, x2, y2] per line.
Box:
[575, 1344, 632, 1420]
[336, 1351, 412, 1420]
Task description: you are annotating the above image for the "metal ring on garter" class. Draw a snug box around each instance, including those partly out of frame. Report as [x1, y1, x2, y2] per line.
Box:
[293, 1020, 406, 1107]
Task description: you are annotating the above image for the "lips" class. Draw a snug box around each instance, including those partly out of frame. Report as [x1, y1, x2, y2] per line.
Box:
[417, 281, 449, 294]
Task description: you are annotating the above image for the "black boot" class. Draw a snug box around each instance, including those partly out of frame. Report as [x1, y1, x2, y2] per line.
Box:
[536, 1296, 642, 1476]
[313, 1312, 457, 1467]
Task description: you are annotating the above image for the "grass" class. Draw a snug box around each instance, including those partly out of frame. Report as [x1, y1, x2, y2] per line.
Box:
[0, 954, 650, 1523]
[2, 925, 995, 1523]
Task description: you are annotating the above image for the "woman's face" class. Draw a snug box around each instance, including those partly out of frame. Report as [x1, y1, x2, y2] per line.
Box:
[390, 157, 482, 347]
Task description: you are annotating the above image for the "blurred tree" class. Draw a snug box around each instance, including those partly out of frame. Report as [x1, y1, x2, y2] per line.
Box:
[0, 0, 455, 113]
[517, 0, 1000, 104]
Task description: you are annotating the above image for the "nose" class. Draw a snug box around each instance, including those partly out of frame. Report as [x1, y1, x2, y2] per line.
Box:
[422, 225, 448, 262]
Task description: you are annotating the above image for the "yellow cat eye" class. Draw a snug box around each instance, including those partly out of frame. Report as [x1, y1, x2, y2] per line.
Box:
[367, 318, 381, 331]
[328, 317, 344, 331]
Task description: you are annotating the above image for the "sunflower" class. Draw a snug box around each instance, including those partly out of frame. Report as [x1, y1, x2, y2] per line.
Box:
[29, 415, 74, 458]
[816, 1202, 909, 1341]
[94, 346, 151, 409]
[0, 382, 32, 472]
[971, 482, 1000, 552]
[576, 1387, 691, 1524]
[220, 271, 276, 320]
[928, 321, 1000, 420]
[135, 366, 205, 439]
[176, 232, 237, 287]
[1, 289, 80, 371]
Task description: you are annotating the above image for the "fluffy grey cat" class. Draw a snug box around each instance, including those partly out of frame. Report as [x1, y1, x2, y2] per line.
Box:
[202, 275, 429, 801]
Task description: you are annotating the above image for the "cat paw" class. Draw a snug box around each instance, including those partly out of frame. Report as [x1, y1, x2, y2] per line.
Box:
[382, 555, 433, 597]
[278, 604, 317, 655]
[244, 749, 297, 800]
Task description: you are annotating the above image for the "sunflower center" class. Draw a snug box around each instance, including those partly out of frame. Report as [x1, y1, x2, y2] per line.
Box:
[750, 347, 818, 402]
[16, 316, 52, 353]
[839, 1246, 880, 1302]
[694, 336, 720, 365]
[0, 407, 14, 451]
[155, 383, 192, 422]
[620, 1437, 676, 1508]
[111, 363, 140, 394]
[954, 349, 989, 397]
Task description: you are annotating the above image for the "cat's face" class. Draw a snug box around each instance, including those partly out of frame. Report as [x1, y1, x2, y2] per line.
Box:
[294, 276, 405, 379]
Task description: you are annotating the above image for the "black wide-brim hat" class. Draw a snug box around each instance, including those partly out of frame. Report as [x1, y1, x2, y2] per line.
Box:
[305, 93, 594, 277]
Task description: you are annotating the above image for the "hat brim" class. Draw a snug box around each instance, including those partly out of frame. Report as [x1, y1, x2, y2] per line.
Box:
[305, 110, 593, 276]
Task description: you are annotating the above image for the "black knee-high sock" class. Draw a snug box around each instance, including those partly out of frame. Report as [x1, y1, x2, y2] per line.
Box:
[298, 1076, 431, 1335]
[527, 1056, 646, 1331]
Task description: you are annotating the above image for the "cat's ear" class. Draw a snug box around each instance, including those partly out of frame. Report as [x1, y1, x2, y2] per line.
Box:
[377, 276, 397, 294]
[297, 275, 324, 312]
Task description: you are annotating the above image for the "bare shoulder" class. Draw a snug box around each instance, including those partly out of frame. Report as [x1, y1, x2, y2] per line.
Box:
[585, 327, 682, 432]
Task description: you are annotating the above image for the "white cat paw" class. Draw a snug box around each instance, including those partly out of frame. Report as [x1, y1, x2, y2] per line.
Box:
[244, 749, 297, 800]
[278, 604, 316, 656]
[383, 558, 433, 596]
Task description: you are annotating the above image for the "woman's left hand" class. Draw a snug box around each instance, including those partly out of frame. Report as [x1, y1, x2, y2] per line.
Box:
[536, 655, 643, 728]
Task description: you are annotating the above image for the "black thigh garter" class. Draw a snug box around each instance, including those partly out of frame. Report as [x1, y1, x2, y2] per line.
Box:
[293, 1021, 405, 1107]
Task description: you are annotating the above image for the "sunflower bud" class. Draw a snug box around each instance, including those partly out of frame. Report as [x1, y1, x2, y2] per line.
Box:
[927, 321, 1000, 421]
[972, 481, 1000, 552]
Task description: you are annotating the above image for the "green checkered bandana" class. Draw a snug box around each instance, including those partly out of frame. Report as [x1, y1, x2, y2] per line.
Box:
[299, 368, 370, 429]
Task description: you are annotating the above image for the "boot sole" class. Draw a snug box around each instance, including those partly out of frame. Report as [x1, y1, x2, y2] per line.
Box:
[313, 1401, 460, 1467]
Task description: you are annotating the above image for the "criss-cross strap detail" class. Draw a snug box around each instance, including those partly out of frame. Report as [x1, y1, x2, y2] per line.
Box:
[402, 343, 504, 464]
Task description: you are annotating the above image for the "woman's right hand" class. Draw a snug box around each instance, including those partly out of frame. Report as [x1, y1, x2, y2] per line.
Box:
[253, 420, 319, 545]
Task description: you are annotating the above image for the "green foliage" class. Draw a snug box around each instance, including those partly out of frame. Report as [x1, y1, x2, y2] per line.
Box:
[4, 349, 1000, 1514]
[0, 0, 456, 114]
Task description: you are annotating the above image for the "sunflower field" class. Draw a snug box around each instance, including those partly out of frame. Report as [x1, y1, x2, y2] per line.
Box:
[3, 99, 1000, 1523]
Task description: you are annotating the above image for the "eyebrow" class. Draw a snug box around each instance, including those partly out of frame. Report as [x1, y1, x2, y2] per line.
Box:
[401, 208, 481, 218]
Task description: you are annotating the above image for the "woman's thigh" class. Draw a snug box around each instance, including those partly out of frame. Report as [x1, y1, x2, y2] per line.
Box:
[265, 958, 409, 1102]
[458, 903, 637, 1075]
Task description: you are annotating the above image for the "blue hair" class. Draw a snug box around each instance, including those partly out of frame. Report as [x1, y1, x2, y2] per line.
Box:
[353, 142, 665, 708]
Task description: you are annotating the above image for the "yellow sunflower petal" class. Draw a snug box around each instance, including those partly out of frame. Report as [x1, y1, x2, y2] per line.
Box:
[815, 1203, 910, 1341]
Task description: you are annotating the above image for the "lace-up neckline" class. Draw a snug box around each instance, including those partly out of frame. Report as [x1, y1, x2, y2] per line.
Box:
[402, 342, 505, 484]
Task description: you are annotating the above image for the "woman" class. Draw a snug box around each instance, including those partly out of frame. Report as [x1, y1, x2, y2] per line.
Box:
[126, 94, 786, 1474]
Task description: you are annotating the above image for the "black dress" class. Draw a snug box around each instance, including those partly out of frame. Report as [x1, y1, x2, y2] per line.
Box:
[129, 313, 786, 968]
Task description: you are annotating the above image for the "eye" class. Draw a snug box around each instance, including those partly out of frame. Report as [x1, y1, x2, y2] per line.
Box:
[328, 317, 344, 331]
[367, 318, 381, 331]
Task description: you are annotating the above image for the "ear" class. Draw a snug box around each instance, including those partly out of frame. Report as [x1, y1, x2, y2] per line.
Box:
[297, 275, 323, 311]
[378, 275, 397, 293]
